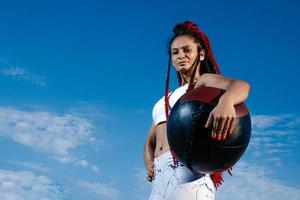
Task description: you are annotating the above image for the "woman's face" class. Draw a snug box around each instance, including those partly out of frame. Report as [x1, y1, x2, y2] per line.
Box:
[170, 35, 204, 75]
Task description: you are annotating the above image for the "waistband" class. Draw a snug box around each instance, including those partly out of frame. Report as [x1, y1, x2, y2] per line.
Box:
[177, 174, 214, 192]
[154, 150, 173, 160]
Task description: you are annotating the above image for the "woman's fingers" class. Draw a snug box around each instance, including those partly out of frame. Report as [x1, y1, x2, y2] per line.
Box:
[146, 175, 152, 182]
[215, 117, 225, 140]
[148, 169, 153, 175]
[228, 117, 235, 135]
[147, 172, 153, 178]
[147, 169, 154, 182]
[212, 116, 219, 139]
[205, 113, 215, 138]
[205, 112, 213, 128]
[221, 117, 231, 140]
[146, 162, 154, 182]
[207, 111, 236, 140]
[147, 166, 154, 175]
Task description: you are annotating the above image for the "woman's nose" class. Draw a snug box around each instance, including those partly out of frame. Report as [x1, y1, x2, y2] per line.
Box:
[177, 50, 185, 59]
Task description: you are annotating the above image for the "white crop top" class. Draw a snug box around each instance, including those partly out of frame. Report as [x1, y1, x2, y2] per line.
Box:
[152, 83, 189, 126]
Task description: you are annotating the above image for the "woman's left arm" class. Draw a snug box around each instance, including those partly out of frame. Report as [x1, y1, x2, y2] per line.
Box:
[195, 73, 251, 140]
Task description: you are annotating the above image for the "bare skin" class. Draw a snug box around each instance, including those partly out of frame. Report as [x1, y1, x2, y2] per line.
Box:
[143, 35, 250, 182]
[154, 123, 169, 157]
[143, 122, 170, 182]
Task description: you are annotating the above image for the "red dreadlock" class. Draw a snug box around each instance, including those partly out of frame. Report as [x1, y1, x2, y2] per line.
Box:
[164, 21, 231, 189]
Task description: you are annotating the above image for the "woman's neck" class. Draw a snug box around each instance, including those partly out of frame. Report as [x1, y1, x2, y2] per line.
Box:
[182, 64, 201, 83]
[182, 72, 200, 83]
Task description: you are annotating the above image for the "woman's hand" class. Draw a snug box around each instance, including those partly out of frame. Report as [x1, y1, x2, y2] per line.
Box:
[145, 160, 154, 182]
[204, 97, 236, 140]
[144, 123, 156, 182]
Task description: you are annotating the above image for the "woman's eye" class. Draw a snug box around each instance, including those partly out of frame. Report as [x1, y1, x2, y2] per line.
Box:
[172, 51, 178, 55]
[184, 48, 191, 53]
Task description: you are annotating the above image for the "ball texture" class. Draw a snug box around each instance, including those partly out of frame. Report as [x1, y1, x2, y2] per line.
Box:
[167, 86, 251, 174]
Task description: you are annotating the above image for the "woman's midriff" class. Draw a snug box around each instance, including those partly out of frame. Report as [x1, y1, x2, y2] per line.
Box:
[154, 122, 170, 158]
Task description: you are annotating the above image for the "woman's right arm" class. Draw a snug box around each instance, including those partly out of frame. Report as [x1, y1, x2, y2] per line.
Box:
[143, 123, 156, 182]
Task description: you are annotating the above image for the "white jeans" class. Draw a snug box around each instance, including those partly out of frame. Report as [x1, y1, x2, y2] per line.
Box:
[149, 151, 215, 200]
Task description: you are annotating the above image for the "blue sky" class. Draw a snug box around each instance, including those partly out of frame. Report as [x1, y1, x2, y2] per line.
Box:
[0, 0, 299, 199]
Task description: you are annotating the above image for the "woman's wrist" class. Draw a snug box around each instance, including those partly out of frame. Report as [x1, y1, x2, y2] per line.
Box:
[219, 94, 234, 106]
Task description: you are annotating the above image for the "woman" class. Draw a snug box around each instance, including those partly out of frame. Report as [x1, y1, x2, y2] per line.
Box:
[144, 21, 250, 200]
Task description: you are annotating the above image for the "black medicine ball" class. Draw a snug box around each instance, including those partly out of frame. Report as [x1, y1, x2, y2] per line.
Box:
[167, 86, 251, 174]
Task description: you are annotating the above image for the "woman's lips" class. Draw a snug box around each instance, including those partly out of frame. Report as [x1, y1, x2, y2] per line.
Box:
[178, 61, 187, 66]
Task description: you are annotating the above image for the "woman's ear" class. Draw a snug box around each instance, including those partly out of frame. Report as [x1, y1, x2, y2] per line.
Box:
[199, 49, 205, 61]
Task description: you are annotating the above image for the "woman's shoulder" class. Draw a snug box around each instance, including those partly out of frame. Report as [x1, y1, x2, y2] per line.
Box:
[153, 83, 188, 106]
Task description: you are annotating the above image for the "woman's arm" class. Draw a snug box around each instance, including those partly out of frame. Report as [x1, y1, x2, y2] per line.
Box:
[143, 123, 156, 182]
[195, 73, 250, 105]
[195, 73, 251, 140]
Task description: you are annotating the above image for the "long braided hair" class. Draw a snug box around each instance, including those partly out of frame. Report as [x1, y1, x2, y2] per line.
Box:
[164, 21, 220, 119]
[164, 21, 231, 189]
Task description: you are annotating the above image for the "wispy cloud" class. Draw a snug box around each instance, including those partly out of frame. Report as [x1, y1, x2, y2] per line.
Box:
[77, 180, 119, 200]
[216, 161, 300, 200]
[249, 114, 300, 166]
[251, 115, 285, 129]
[1, 66, 46, 86]
[0, 169, 69, 200]
[216, 114, 300, 199]
[133, 167, 151, 200]
[0, 106, 100, 172]
[5, 160, 52, 173]
[252, 114, 300, 130]
[68, 101, 107, 120]
[91, 165, 100, 173]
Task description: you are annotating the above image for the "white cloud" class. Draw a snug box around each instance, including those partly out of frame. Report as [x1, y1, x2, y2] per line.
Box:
[5, 160, 52, 173]
[0, 169, 68, 200]
[77, 180, 119, 200]
[249, 114, 300, 165]
[251, 115, 284, 129]
[133, 167, 151, 200]
[1, 66, 46, 86]
[91, 165, 100, 174]
[0, 106, 97, 168]
[68, 101, 108, 121]
[2, 67, 25, 76]
[216, 161, 300, 200]
[252, 114, 300, 130]
[214, 114, 300, 199]
[78, 160, 89, 167]
[252, 129, 296, 137]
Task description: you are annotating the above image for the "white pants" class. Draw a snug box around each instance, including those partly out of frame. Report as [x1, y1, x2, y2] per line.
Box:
[149, 151, 215, 200]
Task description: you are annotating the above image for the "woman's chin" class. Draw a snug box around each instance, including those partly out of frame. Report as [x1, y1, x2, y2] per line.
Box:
[176, 67, 190, 74]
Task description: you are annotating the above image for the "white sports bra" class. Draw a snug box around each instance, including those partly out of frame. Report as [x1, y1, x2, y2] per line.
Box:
[152, 83, 189, 126]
